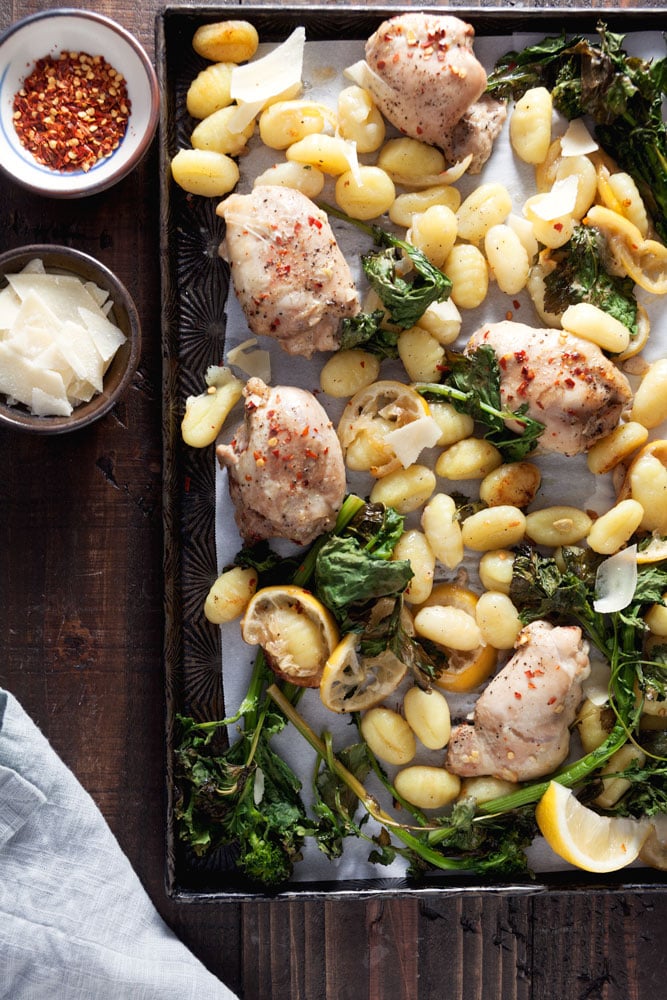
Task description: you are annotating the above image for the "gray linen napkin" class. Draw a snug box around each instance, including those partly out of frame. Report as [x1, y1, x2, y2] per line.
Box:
[0, 688, 238, 1000]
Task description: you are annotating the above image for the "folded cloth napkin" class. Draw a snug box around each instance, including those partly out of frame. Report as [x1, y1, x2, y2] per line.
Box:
[0, 688, 239, 1000]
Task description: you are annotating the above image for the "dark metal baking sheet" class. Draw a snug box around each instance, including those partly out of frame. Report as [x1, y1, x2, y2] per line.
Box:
[157, 5, 667, 901]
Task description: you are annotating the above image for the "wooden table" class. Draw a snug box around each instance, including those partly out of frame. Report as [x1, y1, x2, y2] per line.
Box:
[2, 1, 665, 997]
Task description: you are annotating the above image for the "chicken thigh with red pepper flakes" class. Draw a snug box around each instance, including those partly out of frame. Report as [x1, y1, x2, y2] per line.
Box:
[216, 378, 346, 545]
[363, 12, 507, 172]
[217, 186, 360, 358]
[466, 320, 633, 456]
[446, 621, 591, 782]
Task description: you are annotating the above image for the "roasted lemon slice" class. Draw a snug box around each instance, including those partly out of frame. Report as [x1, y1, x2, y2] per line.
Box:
[337, 380, 431, 478]
[415, 582, 498, 693]
[535, 780, 650, 873]
[320, 632, 407, 712]
[241, 585, 339, 687]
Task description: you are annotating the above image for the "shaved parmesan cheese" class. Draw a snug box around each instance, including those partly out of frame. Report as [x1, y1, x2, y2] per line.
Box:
[581, 651, 612, 706]
[560, 118, 598, 157]
[593, 545, 638, 613]
[230, 27, 305, 116]
[0, 259, 126, 416]
[227, 338, 272, 383]
[343, 59, 396, 109]
[0, 340, 69, 409]
[384, 416, 442, 469]
[529, 175, 579, 221]
[32, 386, 73, 417]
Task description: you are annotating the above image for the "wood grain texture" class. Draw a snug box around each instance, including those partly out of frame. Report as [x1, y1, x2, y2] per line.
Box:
[1, 2, 666, 998]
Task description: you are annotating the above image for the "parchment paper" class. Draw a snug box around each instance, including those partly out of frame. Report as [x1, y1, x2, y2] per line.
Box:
[212, 29, 667, 881]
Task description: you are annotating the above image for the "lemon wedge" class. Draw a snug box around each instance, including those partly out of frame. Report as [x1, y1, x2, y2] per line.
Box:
[241, 585, 339, 687]
[535, 780, 650, 873]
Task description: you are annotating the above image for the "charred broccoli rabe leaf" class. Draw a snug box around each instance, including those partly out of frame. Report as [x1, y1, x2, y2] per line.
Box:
[319, 201, 452, 353]
[173, 702, 312, 886]
[487, 22, 667, 242]
[543, 225, 638, 335]
[417, 345, 545, 461]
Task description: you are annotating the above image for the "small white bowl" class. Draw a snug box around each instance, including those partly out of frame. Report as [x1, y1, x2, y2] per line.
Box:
[0, 8, 159, 198]
[0, 244, 141, 434]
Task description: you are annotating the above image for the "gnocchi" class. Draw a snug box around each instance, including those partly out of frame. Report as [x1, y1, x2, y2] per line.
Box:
[443, 244, 489, 309]
[392, 529, 436, 605]
[370, 466, 437, 515]
[337, 86, 385, 153]
[192, 20, 259, 63]
[407, 205, 458, 269]
[377, 137, 445, 184]
[457, 183, 513, 245]
[319, 349, 380, 398]
[435, 438, 503, 480]
[361, 707, 416, 766]
[389, 185, 461, 228]
[403, 686, 451, 750]
[253, 161, 325, 198]
[397, 327, 445, 382]
[259, 100, 333, 150]
[510, 87, 553, 164]
[205, 566, 258, 624]
[191, 106, 255, 156]
[335, 165, 395, 220]
[421, 493, 464, 570]
[186, 62, 235, 119]
[171, 148, 240, 197]
[394, 766, 460, 810]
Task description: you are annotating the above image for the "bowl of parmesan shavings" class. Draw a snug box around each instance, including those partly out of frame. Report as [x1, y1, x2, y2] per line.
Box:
[0, 9, 159, 197]
[0, 244, 141, 434]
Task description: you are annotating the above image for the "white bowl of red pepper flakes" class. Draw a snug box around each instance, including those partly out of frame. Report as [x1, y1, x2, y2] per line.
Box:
[0, 9, 159, 197]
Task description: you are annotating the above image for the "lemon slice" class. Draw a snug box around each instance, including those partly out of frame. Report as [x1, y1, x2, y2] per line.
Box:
[337, 380, 431, 478]
[615, 238, 667, 295]
[636, 532, 667, 564]
[241, 585, 339, 687]
[535, 780, 650, 873]
[320, 632, 407, 712]
[416, 582, 498, 693]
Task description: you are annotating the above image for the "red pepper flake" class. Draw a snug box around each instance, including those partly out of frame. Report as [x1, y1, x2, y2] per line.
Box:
[512, 299, 521, 310]
[308, 215, 323, 229]
[301, 425, 310, 437]
[12, 51, 131, 173]
[553, 222, 564, 232]
[305, 449, 318, 460]
[564, 377, 576, 388]
[514, 691, 522, 700]
[547, 696, 557, 705]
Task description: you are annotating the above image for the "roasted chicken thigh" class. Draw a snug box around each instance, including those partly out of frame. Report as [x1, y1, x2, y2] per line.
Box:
[466, 321, 633, 456]
[446, 621, 591, 782]
[216, 378, 346, 545]
[217, 186, 359, 358]
[363, 13, 505, 172]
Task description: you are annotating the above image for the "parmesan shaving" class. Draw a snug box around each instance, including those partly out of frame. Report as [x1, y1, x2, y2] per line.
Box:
[0, 260, 126, 416]
[530, 175, 579, 221]
[227, 338, 272, 383]
[593, 545, 638, 613]
[560, 118, 599, 157]
[230, 27, 305, 111]
[384, 416, 442, 468]
[581, 651, 612, 706]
